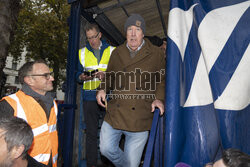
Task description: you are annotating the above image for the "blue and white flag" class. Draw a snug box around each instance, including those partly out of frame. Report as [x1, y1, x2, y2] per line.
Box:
[164, 0, 250, 166]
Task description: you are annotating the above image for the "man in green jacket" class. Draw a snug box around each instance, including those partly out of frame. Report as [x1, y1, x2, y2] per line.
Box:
[96, 14, 165, 167]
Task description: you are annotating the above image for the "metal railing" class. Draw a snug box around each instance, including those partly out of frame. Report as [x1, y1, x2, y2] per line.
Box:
[57, 104, 77, 167]
[143, 109, 164, 167]
[57, 105, 164, 167]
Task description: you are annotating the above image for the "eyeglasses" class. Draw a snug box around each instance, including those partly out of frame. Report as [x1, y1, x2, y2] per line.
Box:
[86, 32, 100, 40]
[27, 72, 54, 80]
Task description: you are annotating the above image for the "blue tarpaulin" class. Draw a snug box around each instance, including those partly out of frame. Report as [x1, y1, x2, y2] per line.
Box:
[164, 0, 250, 166]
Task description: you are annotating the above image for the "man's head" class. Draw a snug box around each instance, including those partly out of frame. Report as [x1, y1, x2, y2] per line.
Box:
[85, 23, 102, 50]
[206, 148, 250, 167]
[124, 14, 145, 51]
[0, 117, 33, 167]
[19, 59, 54, 95]
[221, 148, 250, 167]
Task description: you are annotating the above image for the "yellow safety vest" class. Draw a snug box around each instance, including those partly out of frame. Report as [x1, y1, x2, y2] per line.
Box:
[79, 46, 115, 90]
[3, 90, 58, 167]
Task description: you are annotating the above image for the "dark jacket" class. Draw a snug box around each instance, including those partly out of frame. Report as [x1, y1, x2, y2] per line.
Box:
[100, 38, 165, 131]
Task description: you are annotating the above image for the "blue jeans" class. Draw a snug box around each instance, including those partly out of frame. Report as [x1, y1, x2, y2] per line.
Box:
[100, 121, 149, 167]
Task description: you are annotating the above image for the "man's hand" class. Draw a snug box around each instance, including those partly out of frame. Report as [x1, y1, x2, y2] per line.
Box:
[79, 73, 93, 81]
[93, 71, 105, 80]
[96, 90, 106, 108]
[151, 99, 164, 116]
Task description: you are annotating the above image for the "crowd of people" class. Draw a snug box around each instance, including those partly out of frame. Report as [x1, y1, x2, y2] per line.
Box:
[0, 13, 249, 167]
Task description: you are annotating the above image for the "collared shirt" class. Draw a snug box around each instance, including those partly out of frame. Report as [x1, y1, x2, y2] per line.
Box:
[94, 41, 102, 63]
[98, 41, 103, 50]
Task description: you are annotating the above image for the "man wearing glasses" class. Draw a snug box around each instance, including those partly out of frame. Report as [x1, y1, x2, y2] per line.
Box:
[0, 59, 58, 167]
[76, 23, 115, 167]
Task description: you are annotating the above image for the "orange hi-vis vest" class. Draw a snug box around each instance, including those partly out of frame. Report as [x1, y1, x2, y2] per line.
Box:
[3, 90, 58, 167]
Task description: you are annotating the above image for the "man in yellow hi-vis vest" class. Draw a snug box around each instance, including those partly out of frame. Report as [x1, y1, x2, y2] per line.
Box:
[76, 23, 115, 167]
[0, 59, 58, 167]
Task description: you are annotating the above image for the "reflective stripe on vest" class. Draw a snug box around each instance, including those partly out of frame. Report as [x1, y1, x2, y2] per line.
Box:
[85, 65, 99, 71]
[79, 46, 115, 90]
[79, 48, 86, 69]
[8, 94, 27, 121]
[49, 124, 57, 133]
[33, 154, 50, 163]
[99, 64, 108, 69]
[85, 64, 108, 71]
[33, 124, 49, 137]
[53, 153, 58, 164]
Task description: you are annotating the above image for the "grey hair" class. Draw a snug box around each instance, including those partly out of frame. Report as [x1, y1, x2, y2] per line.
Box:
[84, 23, 100, 33]
[0, 117, 33, 159]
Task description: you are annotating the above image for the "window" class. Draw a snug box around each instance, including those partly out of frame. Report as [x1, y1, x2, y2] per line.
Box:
[15, 76, 19, 84]
[12, 62, 17, 70]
